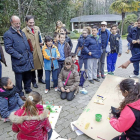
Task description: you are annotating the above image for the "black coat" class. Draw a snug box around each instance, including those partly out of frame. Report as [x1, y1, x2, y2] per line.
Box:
[65, 35, 73, 50]
[3, 27, 34, 73]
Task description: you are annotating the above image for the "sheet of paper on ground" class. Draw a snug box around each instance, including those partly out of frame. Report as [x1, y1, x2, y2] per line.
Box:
[74, 75, 138, 140]
[43, 105, 62, 129]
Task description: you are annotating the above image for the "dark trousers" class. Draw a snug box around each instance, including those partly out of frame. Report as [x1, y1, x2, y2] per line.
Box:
[48, 129, 53, 140]
[45, 69, 58, 90]
[61, 91, 75, 101]
[31, 69, 43, 84]
[112, 133, 126, 140]
[15, 71, 32, 97]
[131, 47, 140, 75]
[0, 62, 2, 78]
[58, 60, 64, 76]
[107, 52, 118, 72]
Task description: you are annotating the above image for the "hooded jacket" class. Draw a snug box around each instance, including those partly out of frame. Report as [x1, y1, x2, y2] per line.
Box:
[0, 86, 24, 118]
[9, 108, 51, 140]
[58, 57, 80, 94]
[110, 99, 140, 140]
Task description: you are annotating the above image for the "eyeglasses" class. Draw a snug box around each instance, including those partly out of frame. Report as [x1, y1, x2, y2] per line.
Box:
[13, 22, 21, 26]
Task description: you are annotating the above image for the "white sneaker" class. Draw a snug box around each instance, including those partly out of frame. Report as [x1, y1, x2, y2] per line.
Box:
[54, 87, 58, 92]
[45, 89, 49, 94]
[129, 74, 139, 78]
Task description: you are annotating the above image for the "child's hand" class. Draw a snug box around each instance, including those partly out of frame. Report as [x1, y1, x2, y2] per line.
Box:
[88, 52, 91, 56]
[61, 87, 65, 92]
[57, 57, 60, 60]
[66, 89, 70, 92]
[118, 54, 121, 57]
[51, 57, 55, 60]
[132, 40, 137, 44]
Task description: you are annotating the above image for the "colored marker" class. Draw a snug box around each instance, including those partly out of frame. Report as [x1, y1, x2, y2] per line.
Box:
[97, 95, 103, 98]
[97, 136, 106, 140]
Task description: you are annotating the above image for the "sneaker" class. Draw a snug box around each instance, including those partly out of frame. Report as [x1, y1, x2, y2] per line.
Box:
[108, 72, 112, 75]
[45, 89, 49, 94]
[54, 87, 58, 92]
[93, 79, 100, 82]
[111, 72, 115, 75]
[129, 74, 139, 78]
[97, 75, 101, 79]
[101, 75, 105, 79]
[89, 80, 94, 84]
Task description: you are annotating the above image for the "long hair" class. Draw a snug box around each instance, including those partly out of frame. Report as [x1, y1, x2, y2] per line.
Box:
[118, 79, 140, 111]
[55, 20, 63, 32]
[23, 91, 42, 116]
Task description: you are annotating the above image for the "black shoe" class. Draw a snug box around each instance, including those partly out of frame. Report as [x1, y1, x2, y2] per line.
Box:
[33, 83, 38, 88]
[94, 79, 100, 82]
[89, 80, 94, 84]
[26, 91, 31, 94]
[101, 75, 105, 79]
[39, 79, 45, 84]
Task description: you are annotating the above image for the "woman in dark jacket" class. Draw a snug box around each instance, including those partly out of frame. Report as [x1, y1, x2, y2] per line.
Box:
[60, 27, 73, 50]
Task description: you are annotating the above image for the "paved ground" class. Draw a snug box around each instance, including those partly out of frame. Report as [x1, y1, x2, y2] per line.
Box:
[0, 39, 137, 140]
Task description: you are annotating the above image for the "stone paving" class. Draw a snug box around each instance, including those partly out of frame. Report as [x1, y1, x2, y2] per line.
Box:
[0, 39, 137, 140]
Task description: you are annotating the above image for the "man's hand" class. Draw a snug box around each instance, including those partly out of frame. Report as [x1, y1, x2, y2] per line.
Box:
[118, 60, 131, 69]
[65, 89, 70, 93]
[88, 52, 91, 56]
[61, 87, 65, 92]
[132, 40, 137, 44]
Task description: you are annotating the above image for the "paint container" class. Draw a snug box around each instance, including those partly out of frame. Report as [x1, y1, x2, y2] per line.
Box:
[80, 88, 88, 95]
[95, 114, 102, 122]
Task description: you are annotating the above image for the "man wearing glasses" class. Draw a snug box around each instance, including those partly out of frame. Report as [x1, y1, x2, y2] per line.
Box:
[97, 21, 111, 79]
[3, 15, 34, 101]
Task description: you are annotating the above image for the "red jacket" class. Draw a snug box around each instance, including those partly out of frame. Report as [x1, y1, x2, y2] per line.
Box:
[74, 60, 80, 72]
[110, 99, 140, 133]
[9, 106, 51, 140]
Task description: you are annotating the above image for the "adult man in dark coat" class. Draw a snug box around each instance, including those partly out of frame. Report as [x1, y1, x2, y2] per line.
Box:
[3, 15, 34, 101]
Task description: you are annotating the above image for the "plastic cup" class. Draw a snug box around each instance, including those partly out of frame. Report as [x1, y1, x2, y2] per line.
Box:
[95, 114, 102, 122]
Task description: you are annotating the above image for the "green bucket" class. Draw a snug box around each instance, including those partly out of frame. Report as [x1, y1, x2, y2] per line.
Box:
[95, 114, 102, 122]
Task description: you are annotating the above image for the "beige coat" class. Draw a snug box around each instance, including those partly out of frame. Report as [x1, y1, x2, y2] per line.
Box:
[22, 26, 43, 70]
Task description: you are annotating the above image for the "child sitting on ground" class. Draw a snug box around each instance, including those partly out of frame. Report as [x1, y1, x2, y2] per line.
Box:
[9, 91, 52, 140]
[107, 24, 122, 75]
[58, 57, 80, 101]
[0, 77, 24, 122]
[110, 79, 140, 140]
[71, 53, 80, 72]
[42, 36, 60, 94]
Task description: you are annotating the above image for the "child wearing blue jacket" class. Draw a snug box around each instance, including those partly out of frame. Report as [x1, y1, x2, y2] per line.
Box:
[84, 26, 102, 84]
[0, 77, 24, 122]
[107, 24, 122, 75]
[42, 36, 60, 94]
[75, 27, 91, 72]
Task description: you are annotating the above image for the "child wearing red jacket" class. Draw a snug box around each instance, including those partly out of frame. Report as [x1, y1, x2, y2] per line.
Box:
[71, 53, 80, 72]
[109, 79, 140, 140]
[9, 91, 52, 140]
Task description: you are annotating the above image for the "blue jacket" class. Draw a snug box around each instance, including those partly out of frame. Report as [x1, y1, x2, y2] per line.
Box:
[98, 28, 110, 48]
[0, 87, 24, 118]
[83, 35, 102, 59]
[75, 35, 90, 58]
[42, 45, 60, 71]
[3, 27, 34, 73]
[127, 27, 139, 50]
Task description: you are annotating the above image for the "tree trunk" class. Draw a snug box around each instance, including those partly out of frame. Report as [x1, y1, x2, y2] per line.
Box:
[121, 12, 125, 36]
[17, 0, 21, 18]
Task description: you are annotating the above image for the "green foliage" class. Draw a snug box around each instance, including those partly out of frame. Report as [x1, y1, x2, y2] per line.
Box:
[73, 30, 78, 34]
[118, 13, 138, 35]
[68, 32, 81, 39]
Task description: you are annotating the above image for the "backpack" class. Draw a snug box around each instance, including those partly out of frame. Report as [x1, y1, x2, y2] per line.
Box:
[79, 71, 87, 87]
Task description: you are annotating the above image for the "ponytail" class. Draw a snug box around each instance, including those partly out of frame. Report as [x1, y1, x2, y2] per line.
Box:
[23, 91, 42, 116]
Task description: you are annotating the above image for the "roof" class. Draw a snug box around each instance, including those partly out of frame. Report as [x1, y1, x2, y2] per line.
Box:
[70, 14, 122, 23]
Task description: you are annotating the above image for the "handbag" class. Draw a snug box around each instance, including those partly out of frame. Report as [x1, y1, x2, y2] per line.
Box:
[111, 106, 120, 119]
[64, 71, 72, 86]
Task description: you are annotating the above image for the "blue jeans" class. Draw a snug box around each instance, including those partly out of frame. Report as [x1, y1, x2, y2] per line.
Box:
[78, 57, 87, 70]
[131, 47, 140, 75]
[45, 69, 58, 90]
[48, 129, 53, 140]
[107, 53, 118, 72]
